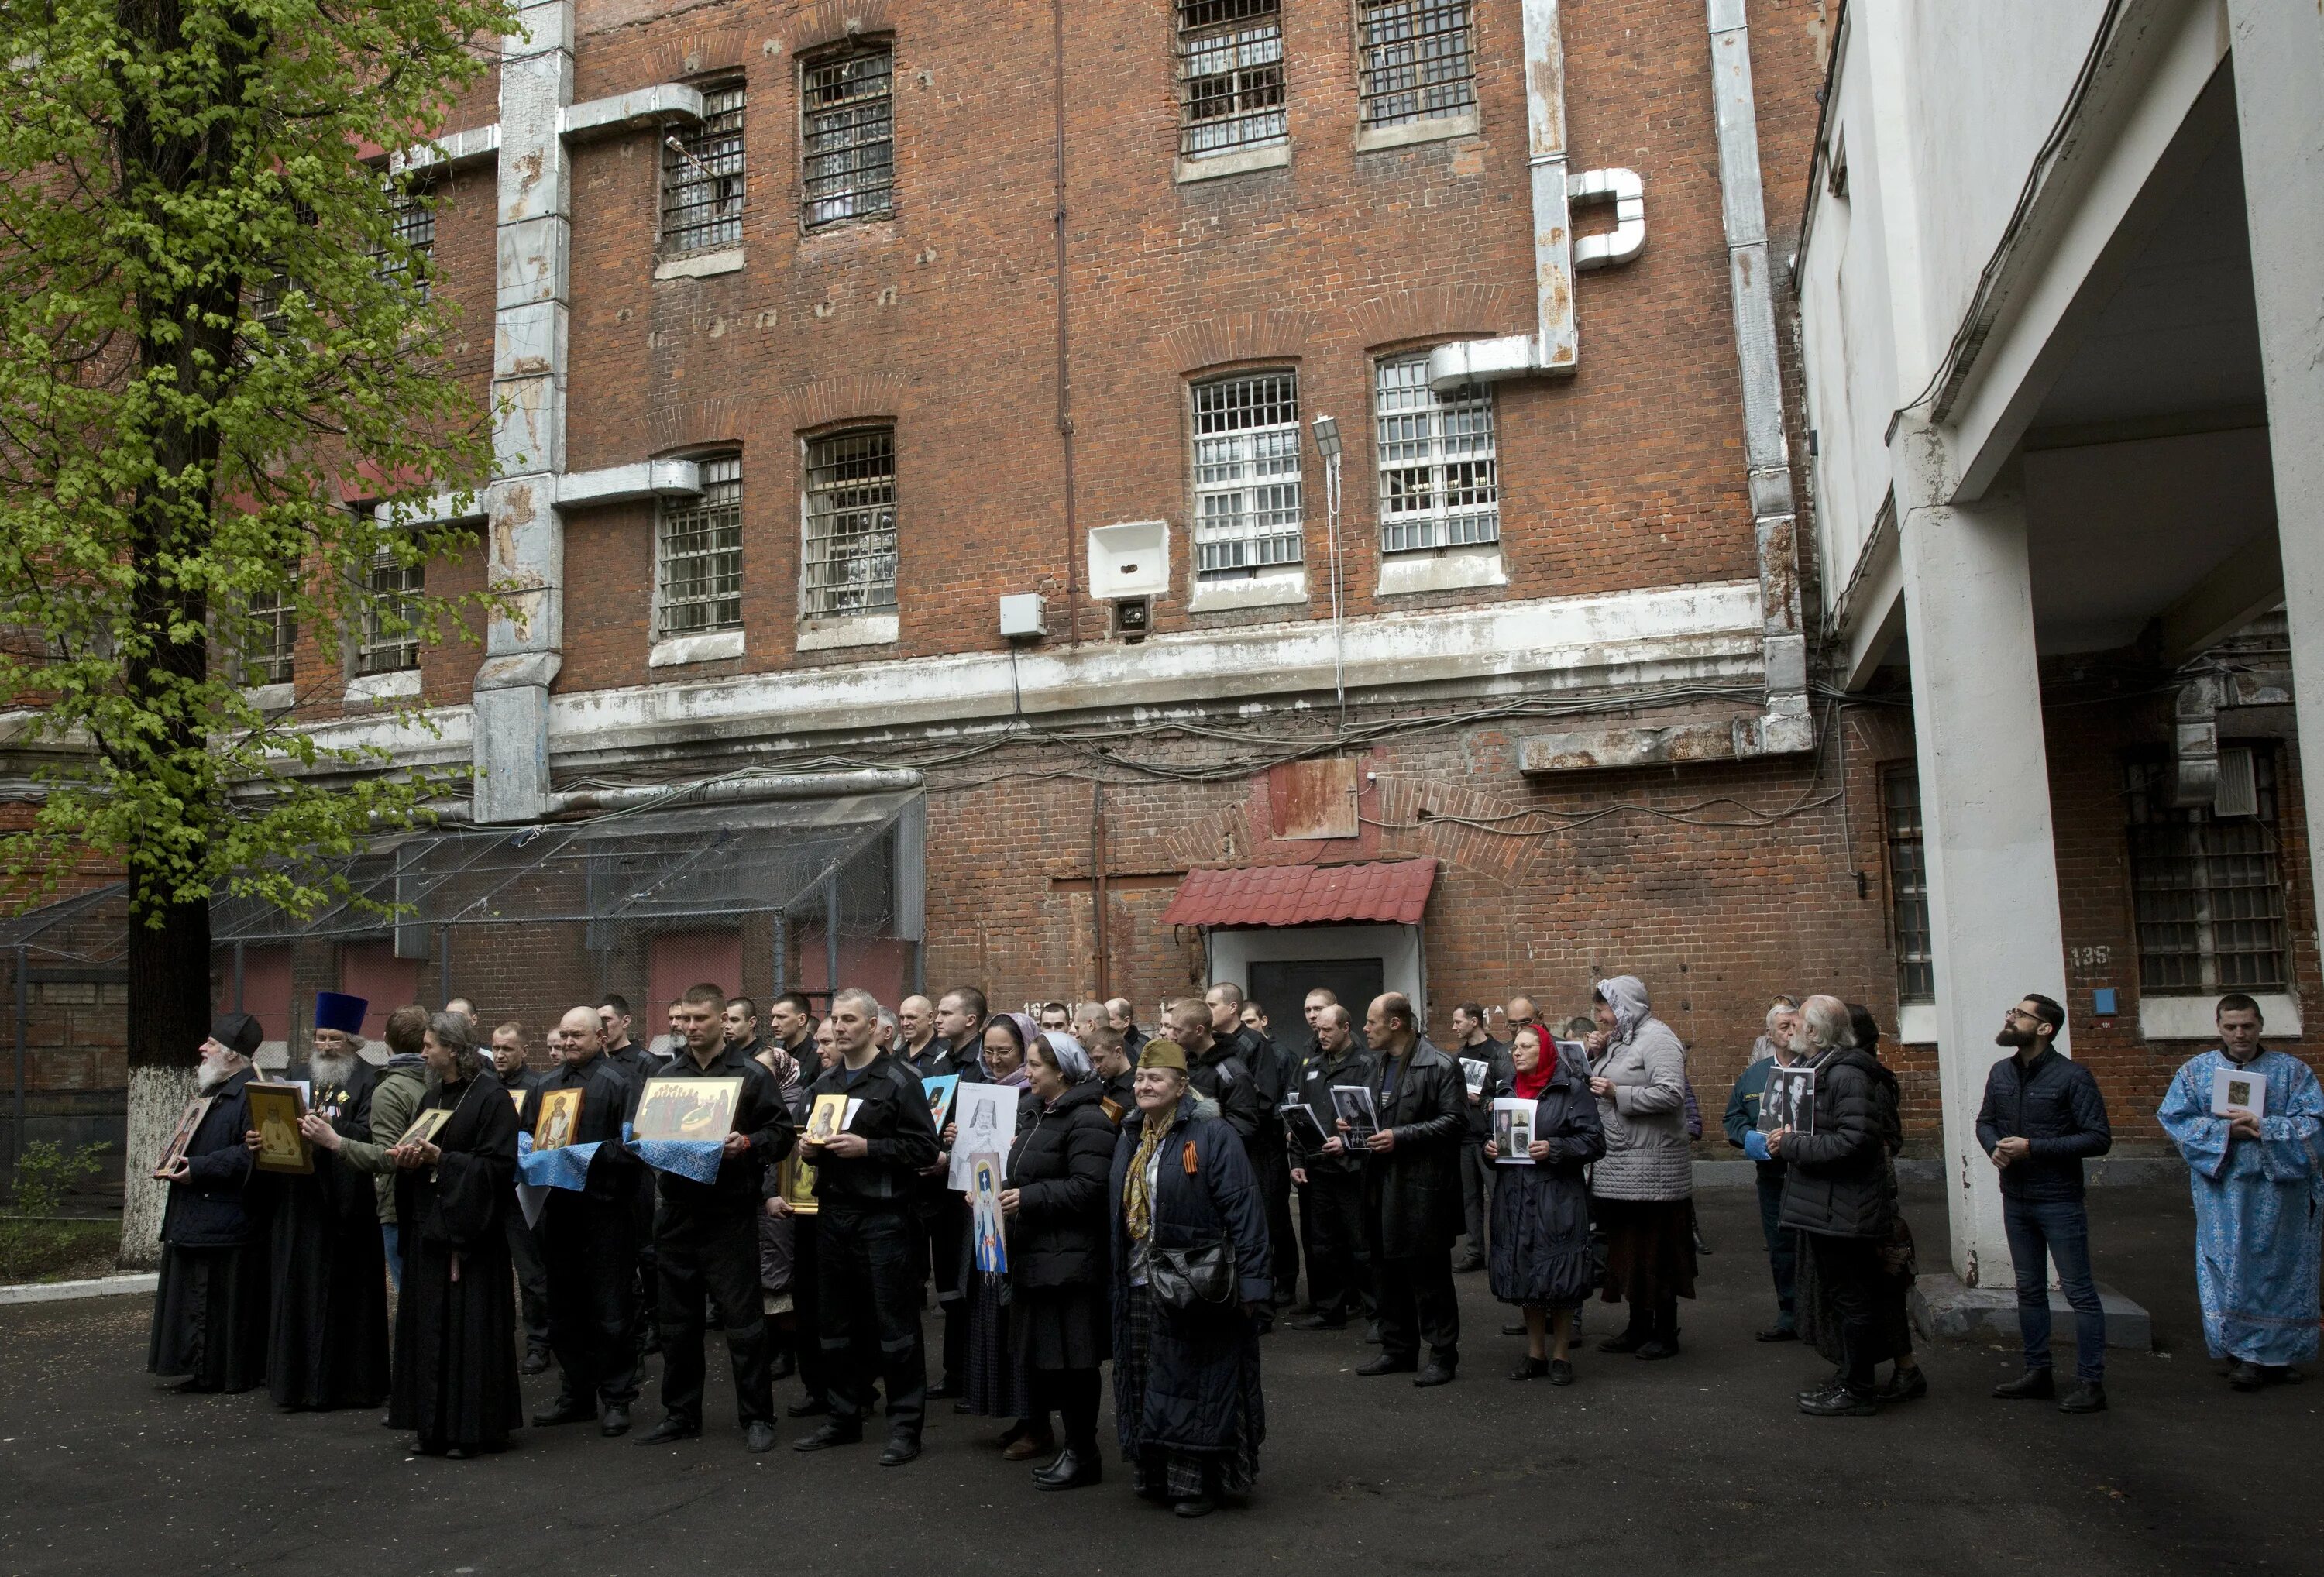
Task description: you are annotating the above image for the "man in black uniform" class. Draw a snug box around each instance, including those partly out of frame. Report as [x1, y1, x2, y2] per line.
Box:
[1351, 992, 1466, 1387]
[1236, 994, 1302, 1312]
[795, 988, 942, 1465]
[1171, 997, 1264, 1149]
[602, 994, 668, 1356]
[922, 985, 988, 1398]
[635, 983, 796, 1452]
[531, 1005, 646, 1437]
[490, 1022, 553, 1373]
[1285, 1004, 1378, 1331]
[1448, 1002, 1512, 1274]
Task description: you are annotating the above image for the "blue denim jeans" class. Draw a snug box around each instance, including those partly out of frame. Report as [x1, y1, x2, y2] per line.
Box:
[2002, 1194, 2106, 1382]
[381, 1222, 402, 1294]
[1754, 1170, 1797, 1328]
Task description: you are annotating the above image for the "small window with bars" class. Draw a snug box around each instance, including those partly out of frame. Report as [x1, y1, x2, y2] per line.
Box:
[801, 44, 895, 229]
[358, 551, 423, 675]
[1191, 372, 1303, 579]
[1375, 356, 1497, 553]
[662, 83, 747, 254]
[1357, 0, 1478, 127]
[2126, 754, 2288, 994]
[373, 179, 435, 300]
[1177, 0, 1287, 160]
[1882, 765, 1934, 1003]
[242, 584, 297, 688]
[802, 431, 898, 618]
[657, 455, 744, 637]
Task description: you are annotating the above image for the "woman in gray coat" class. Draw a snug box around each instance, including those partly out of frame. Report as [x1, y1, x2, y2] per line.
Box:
[1585, 975, 1696, 1359]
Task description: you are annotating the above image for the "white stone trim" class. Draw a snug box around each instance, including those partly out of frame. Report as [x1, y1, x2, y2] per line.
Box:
[1897, 1001, 1937, 1045]
[2139, 993, 2302, 1041]
[344, 668, 422, 703]
[654, 248, 745, 281]
[1174, 143, 1292, 184]
[1188, 568, 1308, 613]
[648, 629, 745, 668]
[559, 83, 705, 141]
[559, 459, 702, 508]
[242, 682, 297, 713]
[796, 613, 900, 652]
[0, 1273, 158, 1305]
[1377, 545, 1508, 597]
[1353, 109, 1480, 154]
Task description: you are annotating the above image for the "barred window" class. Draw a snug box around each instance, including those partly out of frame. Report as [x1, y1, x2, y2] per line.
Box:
[243, 584, 297, 688]
[358, 551, 423, 675]
[373, 180, 435, 300]
[1357, 0, 1478, 127]
[802, 45, 894, 228]
[1375, 356, 1497, 553]
[802, 431, 898, 618]
[1191, 372, 1302, 579]
[2126, 754, 2288, 994]
[1882, 766, 1934, 1003]
[1177, 0, 1287, 160]
[657, 456, 744, 637]
[662, 84, 747, 254]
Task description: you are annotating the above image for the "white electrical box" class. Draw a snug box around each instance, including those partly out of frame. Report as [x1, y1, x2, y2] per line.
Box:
[999, 593, 1047, 640]
[1087, 520, 1171, 601]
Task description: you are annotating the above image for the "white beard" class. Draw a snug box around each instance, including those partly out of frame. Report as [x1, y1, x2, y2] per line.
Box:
[196, 1057, 239, 1092]
[310, 1050, 359, 1088]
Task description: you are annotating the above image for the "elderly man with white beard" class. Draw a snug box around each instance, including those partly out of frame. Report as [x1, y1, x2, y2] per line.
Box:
[148, 1012, 273, 1393]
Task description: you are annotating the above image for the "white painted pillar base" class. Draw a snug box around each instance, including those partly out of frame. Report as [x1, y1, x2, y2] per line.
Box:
[1893, 425, 2069, 1288]
[118, 1064, 194, 1271]
[2228, 1, 2324, 921]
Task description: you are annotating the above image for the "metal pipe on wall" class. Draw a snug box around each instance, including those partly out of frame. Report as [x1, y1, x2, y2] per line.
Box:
[1051, 0, 1081, 648]
[1090, 780, 1109, 1002]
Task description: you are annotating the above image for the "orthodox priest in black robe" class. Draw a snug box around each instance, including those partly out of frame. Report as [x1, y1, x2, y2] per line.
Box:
[369, 1012, 523, 1455]
[262, 989, 390, 1410]
[148, 1014, 272, 1393]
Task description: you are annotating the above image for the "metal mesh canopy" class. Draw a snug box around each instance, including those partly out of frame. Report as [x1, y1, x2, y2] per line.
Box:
[0, 882, 131, 965]
[208, 788, 924, 945]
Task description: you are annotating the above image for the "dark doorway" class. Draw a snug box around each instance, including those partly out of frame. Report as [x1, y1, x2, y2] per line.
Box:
[1247, 957, 1385, 1035]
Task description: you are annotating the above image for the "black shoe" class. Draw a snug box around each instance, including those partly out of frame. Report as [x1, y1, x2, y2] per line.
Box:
[1754, 1325, 1799, 1344]
[2272, 1365, 2306, 1386]
[879, 1434, 922, 1467]
[1452, 1252, 1485, 1274]
[444, 1445, 473, 1461]
[520, 1346, 552, 1375]
[1798, 1384, 1879, 1417]
[952, 1400, 973, 1414]
[2058, 1381, 2107, 1414]
[2228, 1360, 2267, 1392]
[786, 1396, 832, 1418]
[1284, 1313, 1346, 1331]
[1548, 1359, 1575, 1386]
[1796, 1370, 1844, 1403]
[745, 1421, 779, 1452]
[1174, 1494, 1218, 1519]
[1992, 1368, 2055, 1400]
[1356, 1355, 1418, 1376]
[1635, 1338, 1680, 1362]
[1598, 1330, 1648, 1354]
[793, 1421, 864, 1452]
[1033, 1447, 1103, 1489]
[927, 1379, 964, 1400]
[531, 1398, 596, 1428]
[1876, 1366, 1927, 1404]
[634, 1418, 700, 1446]
[1363, 1321, 1383, 1345]
[768, 1352, 797, 1382]
[600, 1403, 630, 1438]
[1413, 1362, 1456, 1387]
[1508, 1356, 1549, 1382]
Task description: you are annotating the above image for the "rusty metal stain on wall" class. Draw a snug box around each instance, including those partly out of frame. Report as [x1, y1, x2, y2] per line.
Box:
[1270, 758, 1360, 841]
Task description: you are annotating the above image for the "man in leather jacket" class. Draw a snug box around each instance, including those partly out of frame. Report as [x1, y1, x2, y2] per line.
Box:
[1349, 993, 1466, 1386]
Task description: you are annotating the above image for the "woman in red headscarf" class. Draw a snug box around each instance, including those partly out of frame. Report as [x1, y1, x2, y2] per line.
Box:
[1486, 1024, 1606, 1383]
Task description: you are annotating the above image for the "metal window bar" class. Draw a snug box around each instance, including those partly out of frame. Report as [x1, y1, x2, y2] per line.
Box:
[803, 430, 898, 617]
[801, 47, 894, 228]
[1357, 0, 1478, 127]
[1881, 766, 1935, 1003]
[373, 181, 435, 300]
[1177, 0, 1286, 158]
[2125, 754, 2288, 993]
[1374, 356, 1498, 553]
[657, 455, 744, 637]
[663, 84, 748, 253]
[243, 584, 297, 687]
[1191, 373, 1303, 579]
[358, 551, 422, 675]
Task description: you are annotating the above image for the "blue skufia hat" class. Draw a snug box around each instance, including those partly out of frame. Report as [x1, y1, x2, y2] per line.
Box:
[314, 991, 370, 1036]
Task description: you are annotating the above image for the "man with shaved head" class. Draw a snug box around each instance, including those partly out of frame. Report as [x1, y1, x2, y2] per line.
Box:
[1350, 993, 1466, 1386]
[1104, 996, 1147, 1057]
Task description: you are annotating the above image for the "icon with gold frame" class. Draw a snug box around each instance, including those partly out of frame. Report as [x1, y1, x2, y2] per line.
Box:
[634, 1076, 742, 1143]
[246, 1083, 313, 1174]
[152, 1096, 214, 1179]
[779, 1151, 820, 1215]
[532, 1086, 583, 1151]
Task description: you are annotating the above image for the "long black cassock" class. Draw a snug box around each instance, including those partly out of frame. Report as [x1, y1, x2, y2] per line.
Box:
[389, 1069, 523, 1454]
[147, 1067, 271, 1391]
[265, 1060, 392, 1410]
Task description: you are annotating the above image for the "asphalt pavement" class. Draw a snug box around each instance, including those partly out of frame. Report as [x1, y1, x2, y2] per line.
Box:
[2, 1180, 2317, 1577]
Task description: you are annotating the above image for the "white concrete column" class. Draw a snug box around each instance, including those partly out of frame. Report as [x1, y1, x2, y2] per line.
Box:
[2227, 1, 2324, 920]
[1893, 424, 2070, 1288]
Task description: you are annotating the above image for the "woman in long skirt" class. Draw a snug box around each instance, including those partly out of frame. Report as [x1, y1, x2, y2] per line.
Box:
[963, 1014, 1039, 1453]
[1488, 1026, 1606, 1383]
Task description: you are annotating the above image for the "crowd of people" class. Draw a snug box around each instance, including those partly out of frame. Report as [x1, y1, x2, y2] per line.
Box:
[145, 971, 2322, 1513]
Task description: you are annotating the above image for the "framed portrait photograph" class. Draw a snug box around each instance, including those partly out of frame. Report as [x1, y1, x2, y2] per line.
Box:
[634, 1077, 743, 1143]
[394, 1108, 454, 1149]
[1330, 1084, 1380, 1144]
[1491, 1097, 1536, 1164]
[532, 1086, 583, 1151]
[152, 1096, 213, 1179]
[779, 1152, 820, 1215]
[246, 1083, 312, 1175]
[1460, 1057, 1489, 1098]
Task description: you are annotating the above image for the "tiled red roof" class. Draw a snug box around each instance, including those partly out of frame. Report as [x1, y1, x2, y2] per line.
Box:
[1160, 858, 1438, 928]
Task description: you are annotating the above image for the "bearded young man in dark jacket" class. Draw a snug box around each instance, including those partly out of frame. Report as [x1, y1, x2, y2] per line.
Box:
[1770, 995, 1900, 1417]
[1349, 992, 1466, 1386]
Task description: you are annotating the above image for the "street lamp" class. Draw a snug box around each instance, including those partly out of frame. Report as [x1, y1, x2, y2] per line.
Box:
[1312, 414, 1346, 728]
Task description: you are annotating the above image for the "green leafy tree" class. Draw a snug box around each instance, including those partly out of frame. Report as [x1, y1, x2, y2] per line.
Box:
[0, 0, 511, 1091]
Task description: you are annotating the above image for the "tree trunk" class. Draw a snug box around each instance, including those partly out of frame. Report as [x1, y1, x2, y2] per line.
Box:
[118, 891, 212, 1270]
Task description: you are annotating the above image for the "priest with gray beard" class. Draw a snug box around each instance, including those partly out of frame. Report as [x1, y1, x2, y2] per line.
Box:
[253, 990, 391, 1410]
[148, 1013, 273, 1393]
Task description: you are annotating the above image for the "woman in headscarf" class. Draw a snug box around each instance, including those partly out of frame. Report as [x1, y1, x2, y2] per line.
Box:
[1584, 975, 1697, 1359]
[963, 1012, 1042, 1455]
[1109, 1039, 1271, 1519]
[1487, 1023, 1606, 1383]
[755, 1032, 807, 1381]
[1001, 1030, 1115, 1489]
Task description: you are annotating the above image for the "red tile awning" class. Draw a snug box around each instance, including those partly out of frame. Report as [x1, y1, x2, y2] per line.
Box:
[1160, 858, 1438, 929]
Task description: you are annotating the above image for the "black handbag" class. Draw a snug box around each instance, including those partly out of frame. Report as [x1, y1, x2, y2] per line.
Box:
[1148, 1236, 1237, 1313]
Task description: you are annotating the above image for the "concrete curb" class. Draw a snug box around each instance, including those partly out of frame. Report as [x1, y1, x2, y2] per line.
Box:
[0, 1273, 156, 1307]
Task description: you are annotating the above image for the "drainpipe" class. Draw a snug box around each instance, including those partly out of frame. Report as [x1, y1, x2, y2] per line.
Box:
[1425, 0, 1646, 393]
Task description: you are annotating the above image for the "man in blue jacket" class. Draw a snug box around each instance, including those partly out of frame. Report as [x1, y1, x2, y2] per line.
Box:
[1976, 993, 2111, 1414]
[1721, 998, 1801, 1341]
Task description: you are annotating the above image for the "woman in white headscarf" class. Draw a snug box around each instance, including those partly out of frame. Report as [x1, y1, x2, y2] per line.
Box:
[1584, 975, 1697, 1359]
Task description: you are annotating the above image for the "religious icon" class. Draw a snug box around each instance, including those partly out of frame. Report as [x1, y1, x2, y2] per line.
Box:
[2211, 1065, 2267, 1119]
[634, 1077, 742, 1143]
[969, 1152, 1006, 1274]
[246, 1083, 313, 1174]
[152, 1096, 213, 1179]
[923, 1074, 961, 1132]
[394, 1108, 454, 1149]
[948, 1083, 1016, 1189]
[1491, 1097, 1536, 1165]
[779, 1151, 820, 1215]
[804, 1092, 852, 1146]
[532, 1087, 583, 1151]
